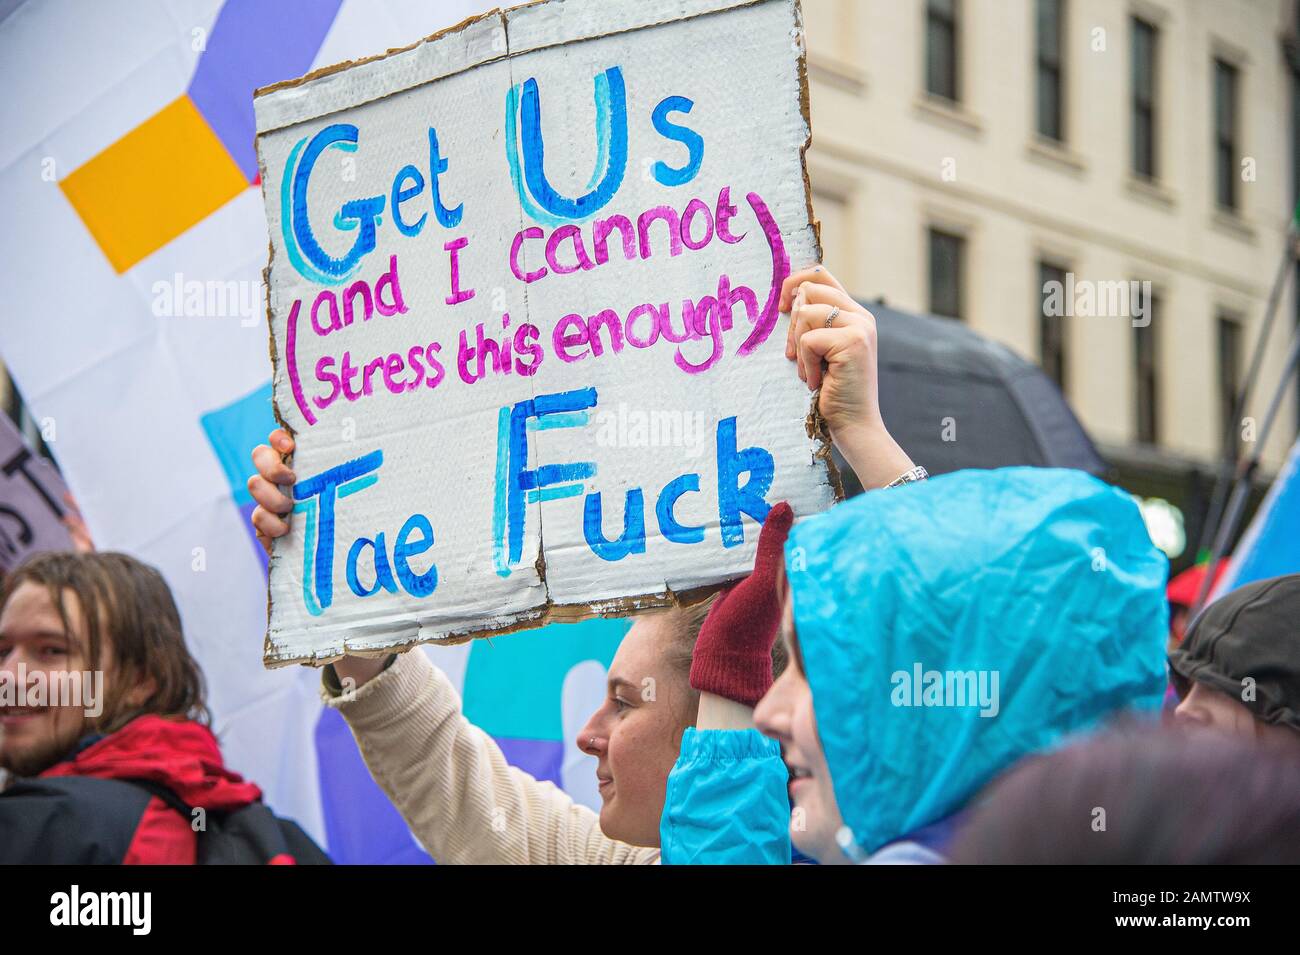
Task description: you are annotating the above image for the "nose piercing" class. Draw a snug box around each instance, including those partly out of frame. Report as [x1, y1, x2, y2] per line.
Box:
[588, 736, 597, 748]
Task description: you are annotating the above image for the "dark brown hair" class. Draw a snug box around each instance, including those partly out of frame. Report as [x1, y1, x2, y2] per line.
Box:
[2, 551, 210, 732]
[950, 724, 1300, 864]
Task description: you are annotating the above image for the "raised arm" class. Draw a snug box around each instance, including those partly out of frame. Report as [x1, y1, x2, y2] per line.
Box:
[660, 504, 793, 864]
[661, 264, 923, 864]
[321, 647, 655, 864]
[780, 266, 917, 489]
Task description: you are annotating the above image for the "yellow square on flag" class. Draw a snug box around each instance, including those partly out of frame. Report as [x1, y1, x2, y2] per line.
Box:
[60, 94, 249, 274]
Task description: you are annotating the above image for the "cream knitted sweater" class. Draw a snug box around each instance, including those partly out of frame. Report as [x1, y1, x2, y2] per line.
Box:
[320, 647, 660, 864]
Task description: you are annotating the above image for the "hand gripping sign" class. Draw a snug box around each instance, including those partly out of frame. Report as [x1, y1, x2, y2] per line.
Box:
[254, 0, 838, 665]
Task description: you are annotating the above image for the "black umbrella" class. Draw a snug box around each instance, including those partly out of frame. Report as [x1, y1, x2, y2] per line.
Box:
[833, 300, 1105, 495]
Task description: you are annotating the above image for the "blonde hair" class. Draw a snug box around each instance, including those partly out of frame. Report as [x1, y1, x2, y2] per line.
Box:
[656, 592, 788, 726]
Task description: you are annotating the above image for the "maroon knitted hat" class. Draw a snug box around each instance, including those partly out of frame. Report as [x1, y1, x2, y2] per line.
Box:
[689, 502, 794, 706]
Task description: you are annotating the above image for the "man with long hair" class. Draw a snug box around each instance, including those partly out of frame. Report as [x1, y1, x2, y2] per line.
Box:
[0, 551, 323, 863]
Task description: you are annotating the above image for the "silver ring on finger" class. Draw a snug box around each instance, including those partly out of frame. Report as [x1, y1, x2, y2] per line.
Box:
[825, 306, 840, 328]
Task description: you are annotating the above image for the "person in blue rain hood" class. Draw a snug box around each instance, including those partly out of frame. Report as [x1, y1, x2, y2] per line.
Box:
[660, 466, 1169, 864]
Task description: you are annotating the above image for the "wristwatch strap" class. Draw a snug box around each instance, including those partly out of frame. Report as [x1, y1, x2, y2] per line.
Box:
[886, 465, 929, 488]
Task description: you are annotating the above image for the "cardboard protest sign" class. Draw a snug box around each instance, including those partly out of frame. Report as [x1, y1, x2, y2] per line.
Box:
[0, 415, 73, 574]
[254, 0, 837, 666]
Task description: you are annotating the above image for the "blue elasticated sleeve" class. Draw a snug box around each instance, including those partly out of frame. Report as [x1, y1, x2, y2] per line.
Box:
[660, 727, 790, 865]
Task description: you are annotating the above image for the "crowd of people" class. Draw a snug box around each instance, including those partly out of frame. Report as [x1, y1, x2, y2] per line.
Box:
[2, 263, 1297, 864]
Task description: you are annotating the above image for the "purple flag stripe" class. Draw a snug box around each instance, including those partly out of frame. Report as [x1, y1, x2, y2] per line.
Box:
[187, 0, 345, 182]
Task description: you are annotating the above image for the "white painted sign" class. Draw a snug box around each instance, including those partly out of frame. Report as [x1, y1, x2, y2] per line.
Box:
[254, 0, 836, 665]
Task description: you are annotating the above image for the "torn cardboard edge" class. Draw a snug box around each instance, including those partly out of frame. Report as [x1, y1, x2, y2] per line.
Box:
[252, 0, 792, 133]
[787, 0, 844, 503]
[256, 0, 839, 668]
[263, 578, 733, 669]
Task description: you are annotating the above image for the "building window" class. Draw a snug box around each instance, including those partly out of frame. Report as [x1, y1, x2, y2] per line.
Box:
[1214, 58, 1239, 211]
[1038, 261, 1069, 391]
[1131, 17, 1159, 179]
[1134, 287, 1159, 444]
[926, 0, 960, 102]
[1217, 313, 1243, 458]
[1036, 0, 1065, 141]
[929, 228, 965, 320]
